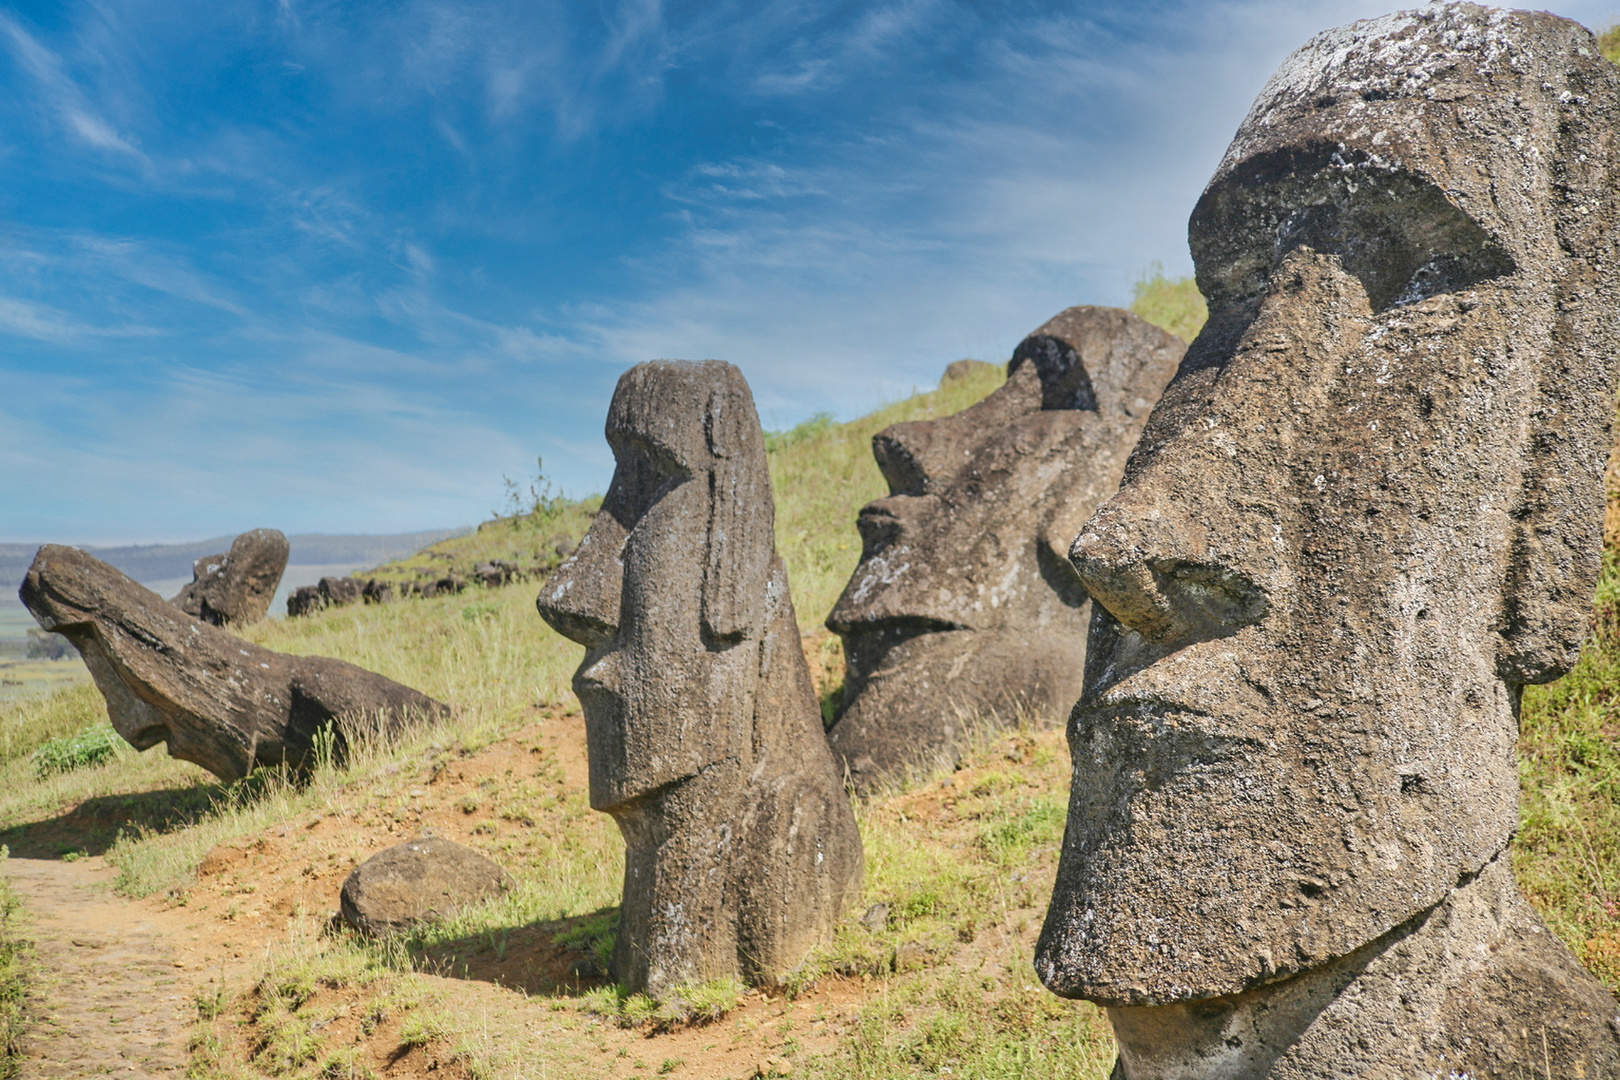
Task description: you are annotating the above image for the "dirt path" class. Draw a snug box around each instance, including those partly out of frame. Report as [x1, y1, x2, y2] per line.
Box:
[6, 856, 196, 1079]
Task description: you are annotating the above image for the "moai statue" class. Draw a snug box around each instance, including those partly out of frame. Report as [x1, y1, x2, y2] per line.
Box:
[1036, 6, 1620, 1077]
[536, 360, 863, 997]
[826, 308, 1183, 789]
[174, 528, 290, 626]
[22, 545, 449, 781]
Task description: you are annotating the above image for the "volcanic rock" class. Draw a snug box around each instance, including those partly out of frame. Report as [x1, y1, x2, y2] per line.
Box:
[340, 837, 510, 936]
[536, 360, 863, 997]
[1036, 6, 1620, 1076]
[286, 584, 322, 618]
[173, 529, 289, 627]
[825, 307, 1183, 789]
[21, 545, 451, 781]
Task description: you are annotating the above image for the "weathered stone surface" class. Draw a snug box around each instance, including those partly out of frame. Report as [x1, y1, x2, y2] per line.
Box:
[21, 545, 451, 781]
[340, 837, 510, 936]
[536, 360, 863, 997]
[319, 575, 364, 607]
[473, 560, 520, 587]
[173, 529, 289, 627]
[286, 584, 322, 617]
[825, 308, 1183, 788]
[1036, 6, 1620, 1076]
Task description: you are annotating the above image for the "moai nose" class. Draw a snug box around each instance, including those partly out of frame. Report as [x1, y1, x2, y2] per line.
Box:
[1070, 488, 1269, 647]
[872, 420, 963, 496]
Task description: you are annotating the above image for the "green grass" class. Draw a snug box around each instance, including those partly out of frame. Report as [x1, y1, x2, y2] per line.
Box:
[1129, 263, 1206, 344]
[31, 724, 121, 779]
[1516, 545, 1620, 985]
[362, 459, 601, 592]
[5, 333, 1620, 1080]
[0, 681, 103, 765]
[1600, 23, 1619, 65]
[0, 852, 28, 1079]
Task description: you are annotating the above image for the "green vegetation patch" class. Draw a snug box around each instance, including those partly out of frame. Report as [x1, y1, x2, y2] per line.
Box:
[1129, 264, 1207, 344]
[1516, 544, 1620, 985]
[366, 458, 602, 592]
[31, 724, 121, 779]
[580, 977, 745, 1031]
[0, 852, 29, 1079]
[1600, 23, 1619, 65]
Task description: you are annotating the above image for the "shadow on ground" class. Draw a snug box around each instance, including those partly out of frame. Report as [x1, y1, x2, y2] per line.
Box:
[0, 773, 282, 859]
[395, 905, 620, 998]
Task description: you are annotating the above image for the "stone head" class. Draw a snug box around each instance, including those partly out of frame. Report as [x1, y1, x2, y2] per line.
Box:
[537, 360, 777, 812]
[825, 307, 1184, 783]
[1037, 3, 1620, 1005]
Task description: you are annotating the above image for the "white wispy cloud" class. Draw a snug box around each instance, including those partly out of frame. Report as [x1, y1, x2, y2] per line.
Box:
[0, 11, 148, 164]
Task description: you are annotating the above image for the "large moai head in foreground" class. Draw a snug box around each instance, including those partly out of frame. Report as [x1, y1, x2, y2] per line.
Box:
[825, 308, 1184, 789]
[1036, 5, 1620, 1076]
[536, 360, 863, 997]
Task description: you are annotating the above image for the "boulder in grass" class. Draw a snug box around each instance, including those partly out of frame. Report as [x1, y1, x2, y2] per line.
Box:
[318, 576, 364, 607]
[173, 528, 290, 627]
[339, 837, 511, 936]
[287, 584, 323, 618]
[21, 545, 451, 781]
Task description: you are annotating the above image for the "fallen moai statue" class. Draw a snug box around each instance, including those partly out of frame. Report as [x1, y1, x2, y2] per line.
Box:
[1036, 5, 1620, 1077]
[537, 360, 863, 997]
[825, 308, 1183, 789]
[21, 545, 450, 781]
[173, 528, 289, 627]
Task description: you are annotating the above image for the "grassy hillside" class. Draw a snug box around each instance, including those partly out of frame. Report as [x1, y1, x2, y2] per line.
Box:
[0, 328, 1616, 1078]
[1130, 265, 1206, 344]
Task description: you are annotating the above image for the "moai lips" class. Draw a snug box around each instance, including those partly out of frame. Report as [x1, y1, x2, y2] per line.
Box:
[825, 307, 1184, 790]
[536, 360, 863, 998]
[1036, 5, 1620, 1077]
[21, 545, 449, 781]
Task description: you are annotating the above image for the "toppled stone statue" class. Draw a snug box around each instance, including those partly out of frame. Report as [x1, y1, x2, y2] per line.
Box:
[1036, 6, 1620, 1077]
[287, 575, 368, 617]
[22, 545, 450, 781]
[536, 360, 863, 997]
[825, 308, 1183, 788]
[173, 528, 290, 626]
[340, 837, 511, 936]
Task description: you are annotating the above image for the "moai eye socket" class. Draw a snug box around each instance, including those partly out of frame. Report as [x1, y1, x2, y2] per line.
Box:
[1193, 144, 1518, 312]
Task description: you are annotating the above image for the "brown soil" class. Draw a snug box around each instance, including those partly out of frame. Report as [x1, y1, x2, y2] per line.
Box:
[8, 855, 195, 1078]
[2, 701, 1075, 1078]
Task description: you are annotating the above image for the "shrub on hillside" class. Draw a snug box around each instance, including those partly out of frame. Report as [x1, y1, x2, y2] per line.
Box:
[1600, 24, 1618, 64]
[32, 724, 120, 779]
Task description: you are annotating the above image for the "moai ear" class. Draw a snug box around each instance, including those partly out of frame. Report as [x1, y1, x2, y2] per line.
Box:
[700, 375, 774, 643]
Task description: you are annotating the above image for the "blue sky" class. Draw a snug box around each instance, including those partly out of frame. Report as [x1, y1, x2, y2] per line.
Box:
[1, 0, 1615, 543]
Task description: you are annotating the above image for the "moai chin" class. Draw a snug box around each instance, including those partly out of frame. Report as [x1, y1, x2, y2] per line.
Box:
[1036, 5, 1620, 1077]
[826, 308, 1184, 791]
[536, 360, 863, 997]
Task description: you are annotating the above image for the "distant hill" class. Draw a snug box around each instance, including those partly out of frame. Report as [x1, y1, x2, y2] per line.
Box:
[0, 529, 470, 610]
